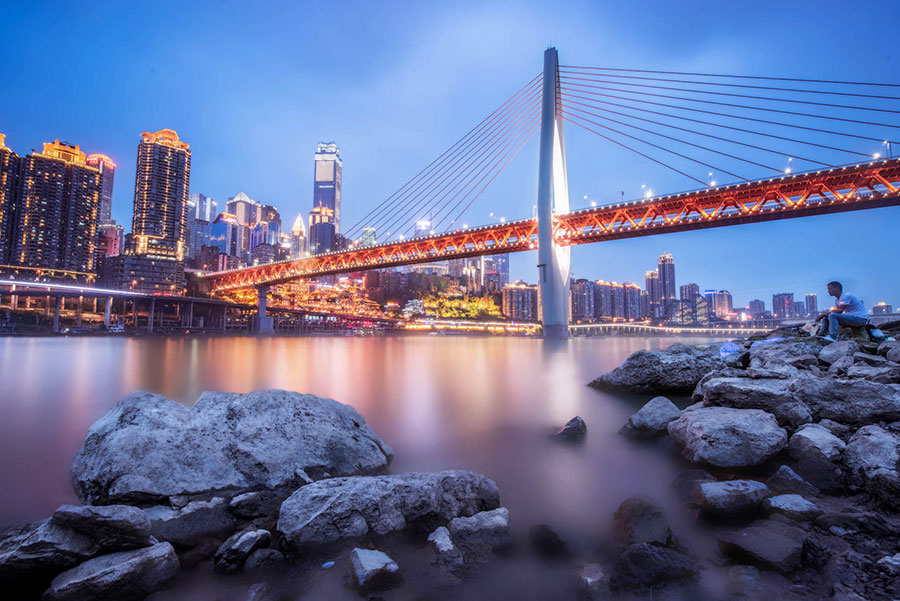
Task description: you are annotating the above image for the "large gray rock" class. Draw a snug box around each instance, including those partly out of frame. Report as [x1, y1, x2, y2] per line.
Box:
[763, 494, 822, 521]
[845, 363, 900, 383]
[244, 548, 284, 571]
[143, 496, 236, 548]
[51, 505, 152, 551]
[667, 407, 788, 468]
[793, 378, 900, 426]
[550, 416, 586, 442]
[42, 542, 178, 601]
[749, 338, 827, 367]
[448, 507, 513, 552]
[788, 424, 846, 491]
[612, 497, 672, 547]
[427, 526, 462, 568]
[277, 470, 499, 552]
[844, 425, 900, 508]
[716, 520, 807, 573]
[692, 480, 768, 516]
[590, 344, 721, 394]
[767, 465, 819, 497]
[71, 390, 394, 505]
[620, 397, 681, 438]
[818, 340, 860, 365]
[349, 548, 400, 593]
[0, 519, 98, 584]
[609, 543, 696, 590]
[214, 528, 271, 573]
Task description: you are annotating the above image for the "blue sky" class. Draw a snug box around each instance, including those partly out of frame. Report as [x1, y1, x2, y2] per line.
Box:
[3, 0, 899, 310]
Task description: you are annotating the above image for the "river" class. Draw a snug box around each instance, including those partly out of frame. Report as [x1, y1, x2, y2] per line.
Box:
[0, 334, 731, 538]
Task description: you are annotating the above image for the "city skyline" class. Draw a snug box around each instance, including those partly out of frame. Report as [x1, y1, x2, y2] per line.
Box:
[2, 1, 899, 307]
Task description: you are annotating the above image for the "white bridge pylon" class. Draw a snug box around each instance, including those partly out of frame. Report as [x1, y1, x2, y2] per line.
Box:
[536, 46, 571, 339]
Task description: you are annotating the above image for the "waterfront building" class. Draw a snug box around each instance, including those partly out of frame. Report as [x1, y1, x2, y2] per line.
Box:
[570, 278, 595, 321]
[14, 140, 100, 273]
[290, 213, 307, 258]
[308, 205, 336, 254]
[593, 280, 614, 318]
[714, 290, 733, 319]
[680, 283, 700, 305]
[189, 193, 217, 222]
[805, 293, 818, 317]
[0, 134, 19, 263]
[748, 299, 766, 317]
[313, 142, 342, 234]
[502, 280, 539, 321]
[772, 292, 794, 319]
[645, 270, 661, 318]
[611, 283, 626, 318]
[623, 282, 642, 319]
[792, 301, 807, 318]
[107, 129, 190, 293]
[85, 153, 115, 225]
[658, 253, 676, 317]
[361, 226, 376, 247]
[873, 302, 893, 315]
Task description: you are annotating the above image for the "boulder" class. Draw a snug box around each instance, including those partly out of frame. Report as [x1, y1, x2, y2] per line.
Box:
[766, 465, 819, 497]
[843, 425, 900, 508]
[853, 351, 893, 367]
[875, 553, 900, 576]
[71, 390, 394, 505]
[277, 470, 499, 553]
[143, 497, 236, 548]
[590, 344, 721, 394]
[0, 519, 98, 586]
[725, 565, 761, 599]
[427, 526, 462, 568]
[763, 494, 822, 521]
[749, 338, 826, 367]
[667, 407, 788, 468]
[620, 397, 681, 438]
[845, 363, 900, 383]
[41, 542, 178, 601]
[611, 497, 672, 547]
[672, 469, 716, 502]
[716, 520, 807, 573]
[889, 348, 900, 363]
[228, 490, 288, 520]
[692, 480, 768, 516]
[878, 340, 900, 357]
[214, 528, 271, 573]
[788, 424, 846, 491]
[244, 548, 284, 571]
[700, 376, 794, 414]
[609, 543, 696, 590]
[827, 356, 854, 375]
[51, 505, 151, 552]
[528, 524, 569, 559]
[816, 419, 850, 439]
[448, 507, 513, 553]
[349, 548, 400, 593]
[818, 340, 860, 365]
[550, 416, 586, 442]
[793, 378, 900, 426]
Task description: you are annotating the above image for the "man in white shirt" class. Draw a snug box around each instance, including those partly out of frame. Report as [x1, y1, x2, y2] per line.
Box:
[815, 281, 868, 342]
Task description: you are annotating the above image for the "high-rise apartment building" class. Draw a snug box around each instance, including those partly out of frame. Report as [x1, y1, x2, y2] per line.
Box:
[502, 281, 539, 321]
[623, 282, 643, 319]
[85, 154, 116, 225]
[658, 252, 676, 303]
[748, 299, 766, 317]
[313, 142, 342, 234]
[308, 206, 336, 254]
[14, 140, 100, 273]
[570, 279, 596, 321]
[645, 270, 661, 318]
[772, 292, 794, 319]
[593, 280, 614, 318]
[0, 134, 18, 264]
[805, 293, 818, 317]
[714, 290, 733, 319]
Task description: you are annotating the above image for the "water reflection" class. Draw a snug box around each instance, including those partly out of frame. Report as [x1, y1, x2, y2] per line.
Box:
[0, 335, 726, 535]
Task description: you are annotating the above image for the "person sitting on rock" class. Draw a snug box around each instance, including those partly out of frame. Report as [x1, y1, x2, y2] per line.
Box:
[815, 280, 868, 342]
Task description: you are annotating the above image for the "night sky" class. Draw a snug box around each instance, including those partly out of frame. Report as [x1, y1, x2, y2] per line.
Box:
[3, 0, 898, 310]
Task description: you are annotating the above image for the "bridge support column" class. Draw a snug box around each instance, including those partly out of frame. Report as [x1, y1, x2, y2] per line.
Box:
[536, 47, 571, 339]
[148, 299, 155, 333]
[104, 296, 112, 327]
[254, 286, 273, 332]
[9, 285, 16, 311]
[76, 296, 83, 327]
[52, 296, 62, 334]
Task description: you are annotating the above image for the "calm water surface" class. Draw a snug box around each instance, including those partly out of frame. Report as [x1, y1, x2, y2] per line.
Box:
[0, 335, 725, 538]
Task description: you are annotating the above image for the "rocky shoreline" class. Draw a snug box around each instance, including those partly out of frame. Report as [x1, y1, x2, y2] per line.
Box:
[2, 324, 898, 600]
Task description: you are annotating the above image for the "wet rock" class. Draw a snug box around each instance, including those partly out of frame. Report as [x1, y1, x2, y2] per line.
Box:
[448, 507, 513, 553]
[766, 465, 819, 497]
[818, 340, 860, 365]
[827, 356, 854, 375]
[427, 526, 462, 568]
[590, 344, 721, 394]
[700, 376, 795, 415]
[749, 338, 826, 367]
[144, 496, 236, 548]
[846, 363, 900, 383]
[176, 538, 219, 569]
[673, 469, 716, 502]
[228, 490, 288, 519]
[878, 340, 900, 357]
[793, 378, 900, 426]
[772, 401, 813, 430]
[875, 553, 900, 576]
[853, 351, 893, 366]
[551, 416, 586, 442]
[244, 548, 284, 571]
[277, 470, 499, 553]
[816, 419, 850, 439]
[763, 494, 822, 521]
[716, 520, 807, 573]
[725, 565, 761, 599]
[51, 504, 152, 552]
[724, 350, 750, 368]
[71, 390, 394, 505]
[528, 524, 569, 559]
[667, 407, 787, 468]
[612, 497, 672, 547]
[610, 543, 696, 590]
[843, 425, 900, 508]
[0, 519, 98, 586]
[620, 397, 681, 438]
[692, 480, 768, 517]
[788, 424, 846, 491]
[349, 548, 400, 593]
[42, 542, 178, 601]
[214, 528, 271, 573]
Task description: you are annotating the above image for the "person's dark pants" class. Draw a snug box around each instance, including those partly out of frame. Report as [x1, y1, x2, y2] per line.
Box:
[817, 313, 867, 338]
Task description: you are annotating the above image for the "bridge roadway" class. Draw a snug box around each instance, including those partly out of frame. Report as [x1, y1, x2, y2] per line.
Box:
[201, 158, 900, 293]
[569, 322, 771, 336]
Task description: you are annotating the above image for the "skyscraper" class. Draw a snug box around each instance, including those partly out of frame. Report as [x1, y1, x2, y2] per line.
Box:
[189, 192, 217, 222]
[645, 270, 661, 318]
[313, 142, 342, 234]
[291, 213, 307, 258]
[570, 279, 595, 321]
[308, 206, 336, 254]
[772, 293, 794, 319]
[658, 253, 676, 317]
[502, 281, 539, 321]
[805, 293, 818, 317]
[85, 154, 116, 225]
[714, 290, 733, 319]
[14, 140, 100, 273]
[593, 281, 614, 318]
[0, 134, 18, 264]
[623, 282, 643, 319]
[748, 299, 766, 317]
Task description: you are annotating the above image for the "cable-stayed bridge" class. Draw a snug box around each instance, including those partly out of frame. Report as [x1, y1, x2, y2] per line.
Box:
[200, 48, 900, 336]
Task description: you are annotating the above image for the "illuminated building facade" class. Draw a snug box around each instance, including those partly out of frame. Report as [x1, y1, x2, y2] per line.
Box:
[189, 193, 217, 222]
[873, 302, 893, 315]
[623, 282, 642, 319]
[291, 214, 307, 258]
[805, 293, 818, 317]
[714, 290, 734, 319]
[308, 205, 335, 254]
[0, 134, 18, 263]
[85, 154, 116, 225]
[313, 142, 342, 234]
[645, 270, 661, 318]
[772, 292, 794, 319]
[748, 299, 766, 317]
[570, 278, 595, 321]
[210, 212, 243, 258]
[14, 140, 100, 273]
[502, 281, 539, 321]
[657, 253, 677, 318]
